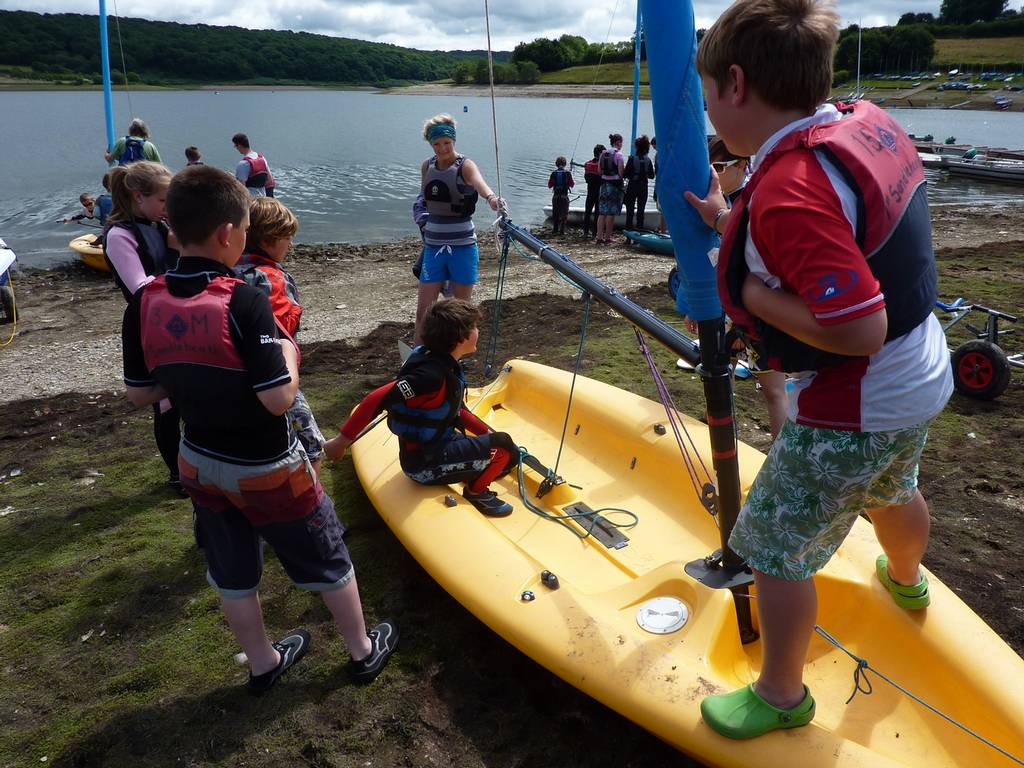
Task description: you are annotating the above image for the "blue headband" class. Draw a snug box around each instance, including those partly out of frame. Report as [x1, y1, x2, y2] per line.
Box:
[427, 123, 456, 142]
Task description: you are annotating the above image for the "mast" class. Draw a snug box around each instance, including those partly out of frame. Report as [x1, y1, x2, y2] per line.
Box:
[99, 0, 115, 156]
[639, 0, 755, 642]
[630, 3, 642, 148]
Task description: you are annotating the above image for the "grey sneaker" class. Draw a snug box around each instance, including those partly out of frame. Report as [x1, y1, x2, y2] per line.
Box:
[246, 628, 311, 695]
[347, 619, 400, 684]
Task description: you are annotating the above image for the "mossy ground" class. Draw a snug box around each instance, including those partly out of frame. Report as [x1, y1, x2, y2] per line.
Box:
[1, 238, 1021, 767]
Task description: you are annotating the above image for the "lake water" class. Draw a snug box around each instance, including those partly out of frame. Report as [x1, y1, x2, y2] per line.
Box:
[2, 90, 1023, 269]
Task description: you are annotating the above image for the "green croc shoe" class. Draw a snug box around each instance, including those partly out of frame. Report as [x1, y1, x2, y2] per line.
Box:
[701, 684, 815, 739]
[876, 554, 930, 609]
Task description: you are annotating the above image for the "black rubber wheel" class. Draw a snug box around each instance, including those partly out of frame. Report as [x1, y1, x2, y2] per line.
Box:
[0, 284, 14, 324]
[951, 340, 1011, 399]
[667, 266, 680, 300]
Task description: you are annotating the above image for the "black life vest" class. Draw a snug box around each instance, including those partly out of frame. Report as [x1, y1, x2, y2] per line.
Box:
[718, 101, 938, 373]
[551, 168, 571, 196]
[628, 154, 650, 183]
[387, 347, 465, 460]
[599, 149, 620, 177]
[423, 155, 478, 217]
[103, 218, 174, 302]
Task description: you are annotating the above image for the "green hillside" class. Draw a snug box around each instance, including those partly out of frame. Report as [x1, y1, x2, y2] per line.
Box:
[0, 10, 509, 87]
[540, 61, 649, 85]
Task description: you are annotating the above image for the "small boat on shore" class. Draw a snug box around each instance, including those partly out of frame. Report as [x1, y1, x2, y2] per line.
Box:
[624, 229, 674, 255]
[69, 234, 109, 272]
[913, 141, 1024, 162]
[544, 205, 662, 231]
[941, 156, 1024, 184]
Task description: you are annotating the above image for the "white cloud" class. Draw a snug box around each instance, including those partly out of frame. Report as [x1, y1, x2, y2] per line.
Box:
[0, 0, 947, 51]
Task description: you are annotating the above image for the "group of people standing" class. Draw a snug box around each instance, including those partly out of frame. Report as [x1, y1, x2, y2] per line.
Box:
[550, 132, 656, 241]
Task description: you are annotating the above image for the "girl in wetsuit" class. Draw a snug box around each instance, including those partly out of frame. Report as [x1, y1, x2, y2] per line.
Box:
[104, 161, 184, 493]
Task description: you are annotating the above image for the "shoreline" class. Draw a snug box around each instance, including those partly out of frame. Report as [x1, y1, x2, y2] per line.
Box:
[4, 203, 1024, 405]
[1, 79, 1020, 111]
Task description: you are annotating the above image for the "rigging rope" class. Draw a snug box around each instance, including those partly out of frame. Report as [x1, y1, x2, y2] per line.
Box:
[569, 0, 624, 167]
[633, 329, 718, 519]
[551, 291, 592, 479]
[110, 0, 134, 118]
[482, 0, 502, 200]
[0, 273, 17, 347]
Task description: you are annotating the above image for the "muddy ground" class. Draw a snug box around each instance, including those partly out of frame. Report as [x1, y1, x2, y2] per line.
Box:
[0, 208, 1022, 767]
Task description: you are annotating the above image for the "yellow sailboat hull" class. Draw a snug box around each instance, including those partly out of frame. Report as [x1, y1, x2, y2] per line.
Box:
[69, 235, 109, 273]
[351, 359, 1024, 767]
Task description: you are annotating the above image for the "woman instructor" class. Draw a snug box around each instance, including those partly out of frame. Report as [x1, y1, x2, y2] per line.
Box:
[415, 114, 500, 343]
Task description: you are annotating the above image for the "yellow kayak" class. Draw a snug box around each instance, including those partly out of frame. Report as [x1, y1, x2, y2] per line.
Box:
[69, 234, 109, 273]
[351, 359, 1024, 768]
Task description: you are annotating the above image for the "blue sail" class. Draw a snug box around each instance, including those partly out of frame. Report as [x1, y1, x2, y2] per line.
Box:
[640, 0, 721, 322]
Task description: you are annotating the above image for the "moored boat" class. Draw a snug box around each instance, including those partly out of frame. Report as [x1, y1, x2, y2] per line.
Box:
[941, 156, 1024, 184]
[544, 205, 662, 231]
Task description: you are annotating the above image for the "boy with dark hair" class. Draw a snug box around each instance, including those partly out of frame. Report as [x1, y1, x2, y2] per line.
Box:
[185, 146, 204, 166]
[232, 133, 275, 197]
[547, 156, 574, 235]
[582, 144, 605, 239]
[325, 298, 519, 518]
[684, 0, 952, 739]
[122, 165, 397, 694]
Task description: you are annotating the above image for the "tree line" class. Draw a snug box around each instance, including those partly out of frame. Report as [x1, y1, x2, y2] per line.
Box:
[0, 10, 509, 85]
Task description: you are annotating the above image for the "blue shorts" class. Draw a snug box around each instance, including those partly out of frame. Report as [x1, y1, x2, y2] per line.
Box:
[420, 242, 479, 286]
[194, 492, 354, 598]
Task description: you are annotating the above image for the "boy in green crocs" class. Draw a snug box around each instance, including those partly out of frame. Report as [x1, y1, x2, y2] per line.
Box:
[684, 0, 952, 740]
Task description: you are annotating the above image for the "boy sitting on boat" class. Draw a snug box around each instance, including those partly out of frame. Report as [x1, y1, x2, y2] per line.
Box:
[236, 196, 326, 474]
[325, 298, 519, 518]
[684, 0, 952, 740]
[122, 165, 397, 693]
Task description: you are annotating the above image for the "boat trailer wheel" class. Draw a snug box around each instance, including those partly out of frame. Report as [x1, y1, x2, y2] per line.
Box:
[951, 340, 1011, 400]
[667, 267, 680, 301]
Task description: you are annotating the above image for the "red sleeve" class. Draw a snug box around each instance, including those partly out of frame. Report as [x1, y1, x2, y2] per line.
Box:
[568, 175, 575, 188]
[340, 381, 396, 439]
[459, 407, 490, 436]
[750, 150, 884, 326]
[547, 172, 555, 189]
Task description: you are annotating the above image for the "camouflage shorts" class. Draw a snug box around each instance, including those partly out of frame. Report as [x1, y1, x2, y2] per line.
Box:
[729, 419, 931, 581]
[288, 389, 325, 461]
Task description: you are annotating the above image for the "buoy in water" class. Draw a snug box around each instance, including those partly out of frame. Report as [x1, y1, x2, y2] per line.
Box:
[463, 105, 468, 112]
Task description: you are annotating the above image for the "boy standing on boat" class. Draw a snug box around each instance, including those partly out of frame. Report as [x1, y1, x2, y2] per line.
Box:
[122, 166, 397, 693]
[684, 0, 952, 740]
[325, 298, 519, 519]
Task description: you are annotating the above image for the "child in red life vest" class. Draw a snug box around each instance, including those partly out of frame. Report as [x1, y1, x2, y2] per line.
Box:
[683, 0, 952, 740]
[237, 197, 325, 470]
[324, 299, 520, 518]
[548, 156, 574, 235]
[122, 166, 397, 693]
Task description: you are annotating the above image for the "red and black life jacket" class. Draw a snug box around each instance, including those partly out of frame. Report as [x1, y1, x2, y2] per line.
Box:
[718, 101, 937, 372]
[243, 153, 270, 188]
[238, 252, 304, 338]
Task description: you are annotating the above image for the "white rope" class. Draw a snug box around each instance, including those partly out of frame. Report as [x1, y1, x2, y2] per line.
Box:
[483, 0, 509, 256]
[569, 0, 623, 167]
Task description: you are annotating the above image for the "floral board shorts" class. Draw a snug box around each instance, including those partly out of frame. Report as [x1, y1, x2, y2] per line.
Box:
[729, 419, 931, 581]
[598, 181, 624, 215]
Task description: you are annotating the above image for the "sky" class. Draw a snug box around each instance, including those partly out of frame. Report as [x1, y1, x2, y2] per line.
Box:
[0, 0, 946, 51]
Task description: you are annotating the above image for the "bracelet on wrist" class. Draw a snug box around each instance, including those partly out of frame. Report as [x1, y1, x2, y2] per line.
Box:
[712, 207, 729, 234]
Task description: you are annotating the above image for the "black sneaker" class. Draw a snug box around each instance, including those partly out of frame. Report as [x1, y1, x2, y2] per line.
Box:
[347, 619, 400, 684]
[167, 475, 189, 498]
[463, 488, 513, 517]
[246, 628, 311, 695]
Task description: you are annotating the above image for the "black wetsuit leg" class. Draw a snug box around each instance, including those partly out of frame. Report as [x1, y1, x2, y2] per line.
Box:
[153, 401, 181, 479]
[635, 186, 649, 230]
[584, 183, 600, 238]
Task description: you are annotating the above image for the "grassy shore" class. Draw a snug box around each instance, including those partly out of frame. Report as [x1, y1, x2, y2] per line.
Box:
[0, 230, 1022, 766]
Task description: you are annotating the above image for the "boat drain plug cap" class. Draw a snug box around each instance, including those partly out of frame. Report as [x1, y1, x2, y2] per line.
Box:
[636, 596, 689, 634]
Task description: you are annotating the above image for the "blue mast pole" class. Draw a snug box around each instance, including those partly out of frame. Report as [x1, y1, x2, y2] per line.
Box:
[630, 2, 642, 149]
[640, 0, 755, 642]
[99, 0, 115, 157]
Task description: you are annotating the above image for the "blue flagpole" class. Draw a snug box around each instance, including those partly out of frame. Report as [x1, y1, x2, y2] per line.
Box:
[630, 2, 642, 149]
[99, 0, 115, 157]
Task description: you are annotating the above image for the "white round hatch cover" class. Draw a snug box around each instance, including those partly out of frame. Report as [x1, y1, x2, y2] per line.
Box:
[636, 597, 689, 634]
